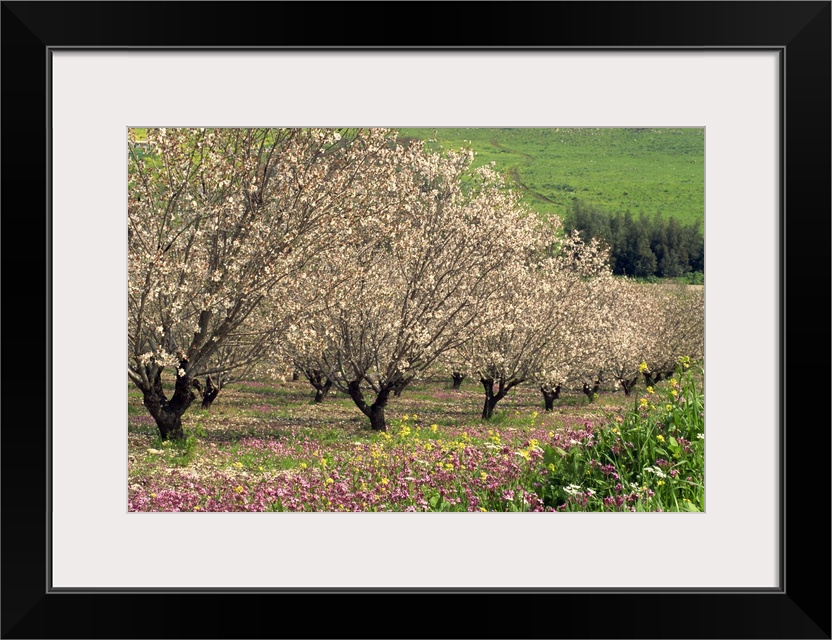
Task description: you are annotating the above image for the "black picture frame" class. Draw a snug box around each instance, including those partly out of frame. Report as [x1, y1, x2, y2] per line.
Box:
[2, 2, 829, 638]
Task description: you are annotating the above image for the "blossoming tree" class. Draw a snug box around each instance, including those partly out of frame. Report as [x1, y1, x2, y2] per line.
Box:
[282, 144, 542, 431]
[128, 127, 402, 439]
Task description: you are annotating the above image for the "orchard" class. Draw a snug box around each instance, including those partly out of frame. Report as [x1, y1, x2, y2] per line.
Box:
[128, 128, 705, 512]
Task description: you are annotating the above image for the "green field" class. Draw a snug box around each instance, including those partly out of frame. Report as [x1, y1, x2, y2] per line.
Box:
[397, 127, 704, 227]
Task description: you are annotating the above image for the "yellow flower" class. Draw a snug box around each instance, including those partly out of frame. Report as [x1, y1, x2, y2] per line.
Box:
[380, 478, 389, 486]
[258, 466, 264, 472]
[233, 461, 243, 468]
[300, 462, 307, 469]
[480, 472, 488, 480]
[444, 463, 454, 470]
[234, 485, 244, 494]
[665, 404, 673, 411]
[478, 507, 487, 512]
[547, 463, 555, 472]
[657, 480, 665, 486]
[656, 434, 665, 442]
[325, 478, 334, 485]
[639, 398, 649, 408]
[430, 424, 438, 433]
[402, 414, 409, 421]
[548, 431, 554, 438]
[528, 439, 539, 449]
[320, 458, 327, 467]
[412, 414, 418, 422]
[646, 386, 654, 394]
[531, 411, 538, 419]
[671, 389, 679, 397]
[638, 362, 649, 373]
[150, 493, 157, 499]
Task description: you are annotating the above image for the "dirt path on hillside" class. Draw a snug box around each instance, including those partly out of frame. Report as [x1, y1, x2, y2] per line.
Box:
[489, 138, 558, 206]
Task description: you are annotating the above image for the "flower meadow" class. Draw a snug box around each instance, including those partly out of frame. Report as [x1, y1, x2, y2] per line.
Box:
[128, 362, 703, 513]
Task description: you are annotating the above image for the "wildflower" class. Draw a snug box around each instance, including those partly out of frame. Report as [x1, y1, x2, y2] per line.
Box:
[300, 462, 307, 469]
[150, 493, 157, 499]
[430, 424, 438, 433]
[402, 414, 409, 421]
[657, 480, 665, 486]
[531, 411, 538, 419]
[656, 434, 665, 443]
[646, 386, 654, 394]
[547, 463, 555, 472]
[665, 404, 673, 411]
[325, 478, 334, 485]
[412, 414, 418, 422]
[480, 472, 488, 480]
[528, 439, 540, 449]
[320, 458, 327, 467]
[638, 362, 649, 373]
[639, 398, 649, 408]
[478, 507, 487, 512]
[234, 485, 244, 494]
[380, 478, 389, 486]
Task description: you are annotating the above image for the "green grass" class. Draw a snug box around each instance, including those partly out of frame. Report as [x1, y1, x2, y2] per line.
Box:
[397, 127, 704, 227]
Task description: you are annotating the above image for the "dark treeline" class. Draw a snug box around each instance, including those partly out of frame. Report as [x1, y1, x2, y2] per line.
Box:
[564, 200, 704, 281]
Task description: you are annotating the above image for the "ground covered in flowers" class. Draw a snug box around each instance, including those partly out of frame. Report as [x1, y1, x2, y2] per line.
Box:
[128, 370, 704, 513]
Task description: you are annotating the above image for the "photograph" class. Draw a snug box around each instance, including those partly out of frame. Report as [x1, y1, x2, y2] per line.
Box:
[127, 126, 706, 513]
[3, 0, 829, 637]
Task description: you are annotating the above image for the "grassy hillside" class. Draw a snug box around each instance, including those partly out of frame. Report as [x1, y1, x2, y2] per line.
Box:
[132, 127, 705, 227]
[397, 127, 704, 227]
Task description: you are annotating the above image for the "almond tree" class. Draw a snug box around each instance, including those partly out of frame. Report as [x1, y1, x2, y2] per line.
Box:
[128, 127, 400, 439]
[639, 284, 705, 385]
[467, 230, 614, 416]
[283, 146, 541, 431]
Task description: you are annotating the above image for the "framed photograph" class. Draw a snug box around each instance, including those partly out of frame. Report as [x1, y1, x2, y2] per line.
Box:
[3, 1, 829, 638]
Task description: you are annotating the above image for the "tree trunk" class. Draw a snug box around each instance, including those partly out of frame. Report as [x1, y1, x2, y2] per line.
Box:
[392, 377, 410, 397]
[480, 378, 504, 420]
[304, 369, 332, 403]
[642, 371, 667, 387]
[140, 360, 199, 440]
[201, 374, 220, 409]
[540, 384, 561, 411]
[451, 372, 465, 390]
[582, 378, 601, 403]
[620, 375, 638, 396]
[347, 380, 391, 431]
[314, 379, 332, 403]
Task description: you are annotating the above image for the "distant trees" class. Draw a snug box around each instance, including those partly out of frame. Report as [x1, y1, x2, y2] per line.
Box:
[566, 200, 704, 280]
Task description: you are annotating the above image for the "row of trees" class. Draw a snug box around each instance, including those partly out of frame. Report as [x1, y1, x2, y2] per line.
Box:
[128, 128, 703, 439]
[564, 200, 705, 279]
